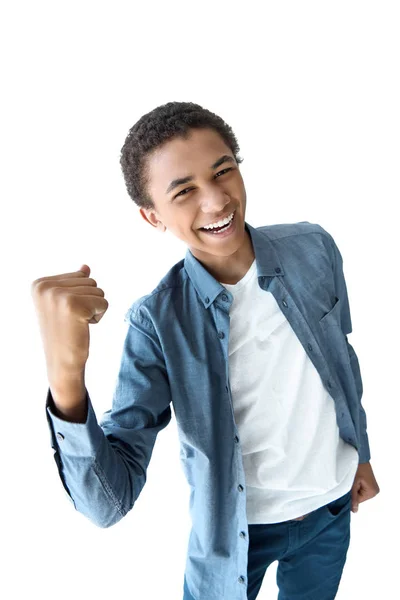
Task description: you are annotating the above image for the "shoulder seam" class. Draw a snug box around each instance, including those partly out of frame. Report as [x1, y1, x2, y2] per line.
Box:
[126, 307, 155, 331]
[258, 226, 335, 270]
[258, 223, 333, 243]
[126, 284, 183, 331]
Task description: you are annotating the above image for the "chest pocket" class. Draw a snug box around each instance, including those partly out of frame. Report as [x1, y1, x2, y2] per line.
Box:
[318, 296, 350, 368]
[319, 296, 341, 328]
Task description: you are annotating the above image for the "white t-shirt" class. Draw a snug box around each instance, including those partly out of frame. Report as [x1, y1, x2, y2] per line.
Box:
[222, 258, 359, 524]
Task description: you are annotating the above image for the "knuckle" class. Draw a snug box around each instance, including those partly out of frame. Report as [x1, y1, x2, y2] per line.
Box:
[34, 280, 50, 296]
[63, 293, 76, 312]
[50, 286, 63, 298]
[32, 276, 45, 286]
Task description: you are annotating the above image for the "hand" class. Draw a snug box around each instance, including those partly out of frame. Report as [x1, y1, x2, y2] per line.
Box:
[31, 265, 108, 376]
[351, 461, 380, 513]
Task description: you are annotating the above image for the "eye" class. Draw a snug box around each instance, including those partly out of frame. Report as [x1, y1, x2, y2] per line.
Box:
[215, 167, 233, 178]
[173, 168, 234, 199]
[174, 187, 193, 199]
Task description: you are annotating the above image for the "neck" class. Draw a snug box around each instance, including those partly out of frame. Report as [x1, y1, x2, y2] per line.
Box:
[190, 228, 255, 285]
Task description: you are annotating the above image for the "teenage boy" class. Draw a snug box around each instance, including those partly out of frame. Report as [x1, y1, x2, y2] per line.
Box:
[32, 102, 379, 600]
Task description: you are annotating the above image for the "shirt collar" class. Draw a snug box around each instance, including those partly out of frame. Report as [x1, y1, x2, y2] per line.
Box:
[184, 220, 285, 308]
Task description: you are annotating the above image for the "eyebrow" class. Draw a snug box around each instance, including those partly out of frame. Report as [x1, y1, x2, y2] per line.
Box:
[165, 154, 236, 196]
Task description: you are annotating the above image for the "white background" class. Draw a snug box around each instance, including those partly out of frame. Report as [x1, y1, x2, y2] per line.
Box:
[1, 1, 398, 598]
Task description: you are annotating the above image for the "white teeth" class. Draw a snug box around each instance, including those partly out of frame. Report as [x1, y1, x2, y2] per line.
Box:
[210, 221, 232, 234]
[203, 212, 234, 230]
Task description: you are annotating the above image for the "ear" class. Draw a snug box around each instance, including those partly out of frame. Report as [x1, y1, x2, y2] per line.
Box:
[139, 208, 166, 232]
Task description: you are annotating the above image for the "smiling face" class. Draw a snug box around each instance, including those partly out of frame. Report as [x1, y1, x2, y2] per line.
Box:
[140, 127, 250, 264]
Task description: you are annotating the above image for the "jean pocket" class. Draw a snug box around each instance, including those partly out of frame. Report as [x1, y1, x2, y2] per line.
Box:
[324, 490, 352, 518]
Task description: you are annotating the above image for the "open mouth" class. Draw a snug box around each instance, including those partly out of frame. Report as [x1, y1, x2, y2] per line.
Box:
[198, 210, 237, 236]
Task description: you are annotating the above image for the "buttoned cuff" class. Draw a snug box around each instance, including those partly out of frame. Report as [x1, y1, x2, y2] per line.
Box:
[45, 387, 105, 458]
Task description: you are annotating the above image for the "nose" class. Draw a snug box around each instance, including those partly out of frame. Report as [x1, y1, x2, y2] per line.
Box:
[199, 185, 231, 215]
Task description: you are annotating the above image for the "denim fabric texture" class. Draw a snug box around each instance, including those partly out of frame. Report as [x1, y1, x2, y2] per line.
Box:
[245, 489, 352, 600]
[45, 220, 370, 600]
[184, 490, 352, 599]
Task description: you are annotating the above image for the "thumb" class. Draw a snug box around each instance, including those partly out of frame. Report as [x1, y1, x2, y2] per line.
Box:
[79, 264, 90, 276]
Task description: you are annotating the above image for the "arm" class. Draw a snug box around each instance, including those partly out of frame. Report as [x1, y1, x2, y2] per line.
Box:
[328, 233, 371, 464]
[45, 306, 172, 528]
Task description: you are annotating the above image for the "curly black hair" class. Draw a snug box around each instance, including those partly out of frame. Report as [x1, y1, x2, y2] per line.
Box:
[120, 101, 244, 210]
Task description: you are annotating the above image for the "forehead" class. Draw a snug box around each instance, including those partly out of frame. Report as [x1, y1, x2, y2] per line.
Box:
[146, 128, 232, 188]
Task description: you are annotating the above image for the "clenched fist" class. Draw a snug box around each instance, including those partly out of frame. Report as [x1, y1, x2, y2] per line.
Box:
[31, 265, 109, 379]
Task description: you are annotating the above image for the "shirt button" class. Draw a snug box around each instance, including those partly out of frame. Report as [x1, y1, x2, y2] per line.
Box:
[221, 293, 228, 301]
[238, 484, 244, 492]
[56, 432, 64, 442]
[218, 331, 225, 339]
[275, 267, 281, 273]
[234, 435, 239, 443]
[205, 296, 210, 303]
[307, 343, 313, 351]
[327, 380, 332, 388]
[282, 299, 288, 307]
[238, 576, 246, 584]
[239, 531, 246, 538]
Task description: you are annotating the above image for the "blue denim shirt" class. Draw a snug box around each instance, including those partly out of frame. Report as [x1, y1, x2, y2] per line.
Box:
[45, 220, 370, 600]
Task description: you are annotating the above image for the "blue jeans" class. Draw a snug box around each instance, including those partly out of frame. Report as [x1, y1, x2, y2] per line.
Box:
[247, 490, 352, 600]
[183, 490, 352, 600]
